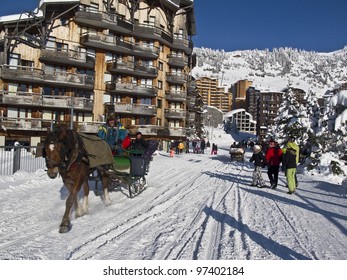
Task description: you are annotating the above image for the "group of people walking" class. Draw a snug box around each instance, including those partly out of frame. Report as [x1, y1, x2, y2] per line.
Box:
[170, 139, 218, 155]
[249, 136, 299, 194]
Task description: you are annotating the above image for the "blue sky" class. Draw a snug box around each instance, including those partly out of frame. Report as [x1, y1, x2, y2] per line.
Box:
[1, 0, 347, 52]
[194, 0, 347, 52]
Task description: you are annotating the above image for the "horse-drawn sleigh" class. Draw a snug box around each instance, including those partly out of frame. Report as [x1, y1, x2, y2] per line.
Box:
[229, 146, 245, 161]
[43, 126, 157, 233]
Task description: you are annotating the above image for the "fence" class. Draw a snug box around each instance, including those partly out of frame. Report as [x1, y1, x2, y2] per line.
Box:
[0, 145, 46, 175]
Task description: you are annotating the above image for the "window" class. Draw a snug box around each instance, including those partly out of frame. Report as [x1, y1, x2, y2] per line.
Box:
[56, 42, 68, 51]
[43, 87, 65, 96]
[157, 99, 162, 108]
[159, 61, 163, 71]
[139, 116, 150, 125]
[148, 16, 155, 26]
[18, 84, 32, 93]
[61, 18, 68, 26]
[158, 80, 163, 89]
[21, 60, 34, 68]
[75, 90, 92, 99]
[141, 98, 151, 105]
[87, 3, 99, 12]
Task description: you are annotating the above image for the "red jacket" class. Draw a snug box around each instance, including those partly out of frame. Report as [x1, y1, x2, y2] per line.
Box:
[121, 135, 131, 150]
[265, 147, 283, 166]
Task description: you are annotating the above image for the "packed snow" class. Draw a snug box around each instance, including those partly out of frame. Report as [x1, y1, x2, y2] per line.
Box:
[0, 127, 346, 262]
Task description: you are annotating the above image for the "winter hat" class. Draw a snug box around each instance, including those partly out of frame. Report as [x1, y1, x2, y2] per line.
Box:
[107, 112, 116, 121]
[268, 138, 276, 147]
[253, 145, 261, 153]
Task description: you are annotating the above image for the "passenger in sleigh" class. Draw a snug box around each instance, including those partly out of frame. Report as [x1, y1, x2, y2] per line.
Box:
[129, 132, 149, 156]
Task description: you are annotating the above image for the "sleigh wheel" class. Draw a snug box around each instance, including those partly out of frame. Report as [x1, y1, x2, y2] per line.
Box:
[128, 180, 138, 198]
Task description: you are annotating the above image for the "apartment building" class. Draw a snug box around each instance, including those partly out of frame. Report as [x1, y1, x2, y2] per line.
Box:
[0, 0, 196, 146]
[196, 76, 232, 113]
[230, 79, 253, 110]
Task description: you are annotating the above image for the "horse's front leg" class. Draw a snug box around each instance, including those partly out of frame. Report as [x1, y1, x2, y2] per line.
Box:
[60, 182, 79, 233]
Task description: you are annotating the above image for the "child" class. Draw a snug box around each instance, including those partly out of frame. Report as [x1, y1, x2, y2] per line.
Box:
[249, 145, 266, 188]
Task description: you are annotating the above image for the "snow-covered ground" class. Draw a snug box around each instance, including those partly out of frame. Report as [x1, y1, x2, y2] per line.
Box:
[0, 128, 346, 277]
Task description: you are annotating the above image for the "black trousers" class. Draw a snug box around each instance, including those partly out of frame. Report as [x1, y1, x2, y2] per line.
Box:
[267, 165, 280, 186]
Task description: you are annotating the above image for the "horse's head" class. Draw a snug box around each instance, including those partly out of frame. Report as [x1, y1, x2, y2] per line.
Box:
[43, 129, 69, 179]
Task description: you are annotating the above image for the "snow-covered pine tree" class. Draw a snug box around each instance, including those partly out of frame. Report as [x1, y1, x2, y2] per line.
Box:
[317, 89, 347, 155]
[306, 88, 347, 175]
[267, 87, 309, 146]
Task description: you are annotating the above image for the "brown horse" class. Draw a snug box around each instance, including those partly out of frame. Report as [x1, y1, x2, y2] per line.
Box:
[43, 126, 113, 233]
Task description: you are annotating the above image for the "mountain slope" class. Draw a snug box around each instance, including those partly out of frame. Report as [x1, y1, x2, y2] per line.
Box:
[192, 46, 347, 96]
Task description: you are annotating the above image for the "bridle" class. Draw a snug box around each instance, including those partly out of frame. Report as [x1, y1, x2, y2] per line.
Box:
[44, 132, 70, 171]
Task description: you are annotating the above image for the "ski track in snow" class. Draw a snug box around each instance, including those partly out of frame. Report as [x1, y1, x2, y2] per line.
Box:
[0, 131, 346, 260]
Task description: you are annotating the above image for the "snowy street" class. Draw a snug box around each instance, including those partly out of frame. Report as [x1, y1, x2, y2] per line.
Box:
[0, 129, 346, 261]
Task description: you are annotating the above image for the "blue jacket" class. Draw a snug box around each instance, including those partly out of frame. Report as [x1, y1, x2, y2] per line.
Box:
[98, 125, 118, 150]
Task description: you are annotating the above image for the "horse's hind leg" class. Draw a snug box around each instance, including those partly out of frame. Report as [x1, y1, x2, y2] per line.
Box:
[101, 172, 111, 206]
[96, 167, 112, 206]
[81, 179, 89, 215]
[102, 177, 111, 206]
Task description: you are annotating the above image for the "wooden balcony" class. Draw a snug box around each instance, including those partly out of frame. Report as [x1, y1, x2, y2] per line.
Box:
[106, 82, 157, 97]
[165, 90, 187, 102]
[166, 73, 188, 85]
[167, 54, 187, 68]
[0, 91, 93, 111]
[0, 65, 94, 89]
[75, 9, 133, 34]
[40, 48, 95, 68]
[106, 102, 157, 116]
[164, 108, 186, 119]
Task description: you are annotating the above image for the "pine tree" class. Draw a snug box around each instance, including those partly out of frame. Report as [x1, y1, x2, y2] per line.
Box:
[268, 88, 308, 145]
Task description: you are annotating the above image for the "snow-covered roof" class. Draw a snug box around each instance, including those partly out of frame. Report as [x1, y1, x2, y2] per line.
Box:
[223, 108, 246, 118]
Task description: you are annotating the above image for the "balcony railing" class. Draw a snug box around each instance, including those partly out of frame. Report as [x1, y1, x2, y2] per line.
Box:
[105, 82, 157, 97]
[0, 117, 100, 132]
[81, 32, 160, 59]
[173, 36, 193, 55]
[165, 90, 187, 102]
[0, 65, 94, 89]
[0, 91, 94, 110]
[134, 125, 186, 137]
[132, 43, 160, 58]
[166, 73, 188, 84]
[44, 72, 94, 89]
[167, 54, 187, 68]
[81, 33, 133, 54]
[40, 47, 95, 68]
[0, 65, 44, 83]
[164, 108, 186, 119]
[107, 61, 158, 78]
[168, 127, 187, 137]
[105, 102, 157, 116]
[75, 8, 133, 34]
[106, 60, 134, 75]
